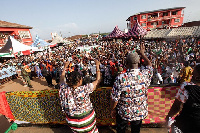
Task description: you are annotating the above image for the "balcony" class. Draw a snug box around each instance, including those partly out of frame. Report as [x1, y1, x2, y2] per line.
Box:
[147, 14, 184, 22]
[157, 24, 169, 28]
[171, 14, 183, 18]
[148, 17, 159, 22]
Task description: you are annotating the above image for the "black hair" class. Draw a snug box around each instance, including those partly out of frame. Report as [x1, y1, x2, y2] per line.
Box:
[82, 76, 92, 85]
[184, 61, 189, 67]
[195, 65, 200, 77]
[66, 70, 82, 87]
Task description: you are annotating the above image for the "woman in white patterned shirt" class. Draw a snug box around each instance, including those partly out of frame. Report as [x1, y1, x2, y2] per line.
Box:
[59, 60, 101, 133]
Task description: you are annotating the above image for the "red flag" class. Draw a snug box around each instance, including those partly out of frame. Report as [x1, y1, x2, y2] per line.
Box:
[50, 43, 57, 47]
[22, 50, 31, 55]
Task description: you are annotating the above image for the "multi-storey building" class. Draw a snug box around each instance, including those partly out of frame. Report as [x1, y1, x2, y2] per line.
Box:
[0, 20, 33, 47]
[126, 7, 185, 30]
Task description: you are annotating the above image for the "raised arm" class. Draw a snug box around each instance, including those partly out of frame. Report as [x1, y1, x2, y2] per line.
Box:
[140, 43, 152, 67]
[92, 60, 101, 91]
[60, 61, 70, 84]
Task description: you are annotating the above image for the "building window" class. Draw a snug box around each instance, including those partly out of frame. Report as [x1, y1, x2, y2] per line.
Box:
[141, 23, 146, 27]
[18, 31, 31, 39]
[162, 20, 169, 24]
[141, 15, 146, 19]
[152, 14, 158, 18]
[151, 22, 158, 25]
[174, 19, 180, 23]
[172, 11, 177, 15]
[163, 12, 168, 16]
[134, 17, 137, 20]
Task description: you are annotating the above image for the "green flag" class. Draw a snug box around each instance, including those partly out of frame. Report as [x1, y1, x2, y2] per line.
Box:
[0, 53, 11, 57]
[156, 49, 162, 55]
[186, 47, 192, 54]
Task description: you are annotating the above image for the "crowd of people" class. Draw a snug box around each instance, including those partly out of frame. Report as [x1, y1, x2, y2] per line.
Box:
[1, 37, 200, 133]
[0, 37, 199, 88]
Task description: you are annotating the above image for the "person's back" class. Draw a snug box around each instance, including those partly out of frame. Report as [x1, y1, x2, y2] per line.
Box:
[21, 66, 28, 76]
[179, 65, 193, 83]
[113, 67, 152, 120]
[59, 60, 101, 133]
[175, 85, 200, 132]
[60, 83, 95, 115]
[166, 65, 200, 133]
[111, 43, 153, 133]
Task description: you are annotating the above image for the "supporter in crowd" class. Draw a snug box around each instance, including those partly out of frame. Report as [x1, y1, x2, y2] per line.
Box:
[178, 61, 193, 83]
[59, 59, 101, 133]
[21, 64, 33, 88]
[0, 62, 19, 85]
[16, 64, 26, 85]
[42, 61, 53, 87]
[166, 65, 200, 133]
[34, 63, 43, 79]
[0, 37, 199, 88]
[110, 43, 153, 133]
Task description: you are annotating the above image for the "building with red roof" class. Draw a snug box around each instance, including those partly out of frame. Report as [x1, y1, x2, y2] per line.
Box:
[126, 7, 185, 31]
[0, 20, 33, 47]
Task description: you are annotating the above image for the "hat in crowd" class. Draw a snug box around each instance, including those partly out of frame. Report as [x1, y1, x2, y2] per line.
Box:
[126, 52, 140, 64]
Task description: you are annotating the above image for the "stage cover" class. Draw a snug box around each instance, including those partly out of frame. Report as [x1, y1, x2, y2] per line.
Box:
[105, 26, 125, 39]
[51, 33, 64, 47]
[32, 35, 51, 48]
[126, 21, 147, 38]
[0, 36, 40, 56]
[0, 85, 179, 126]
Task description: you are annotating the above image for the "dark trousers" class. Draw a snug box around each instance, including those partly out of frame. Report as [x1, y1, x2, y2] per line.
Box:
[45, 74, 52, 85]
[28, 72, 33, 80]
[116, 113, 142, 133]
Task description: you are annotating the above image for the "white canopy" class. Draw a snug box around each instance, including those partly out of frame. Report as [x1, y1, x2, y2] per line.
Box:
[10, 37, 42, 53]
[0, 36, 41, 57]
[76, 45, 100, 53]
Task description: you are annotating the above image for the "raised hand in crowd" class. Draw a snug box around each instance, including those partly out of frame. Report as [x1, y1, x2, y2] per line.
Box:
[60, 61, 70, 83]
[139, 43, 152, 67]
[91, 59, 101, 91]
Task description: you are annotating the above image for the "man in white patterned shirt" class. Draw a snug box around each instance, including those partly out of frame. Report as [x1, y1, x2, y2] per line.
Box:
[111, 43, 153, 133]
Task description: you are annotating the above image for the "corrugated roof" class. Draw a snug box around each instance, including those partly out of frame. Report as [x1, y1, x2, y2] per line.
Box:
[144, 29, 171, 39]
[144, 26, 200, 39]
[137, 7, 185, 15]
[0, 20, 32, 29]
[166, 26, 198, 38]
[127, 7, 185, 21]
[194, 26, 200, 37]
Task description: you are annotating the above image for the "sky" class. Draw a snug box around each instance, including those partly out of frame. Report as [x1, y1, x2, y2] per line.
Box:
[1, 0, 200, 40]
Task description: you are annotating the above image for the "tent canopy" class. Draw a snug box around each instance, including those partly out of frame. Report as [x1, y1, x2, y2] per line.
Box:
[51, 33, 64, 46]
[32, 35, 51, 47]
[0, 36, 40, 55]
[106, 26, 125, 38]
[126, 21, 147, 38]
[11, 37, 34, 53]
